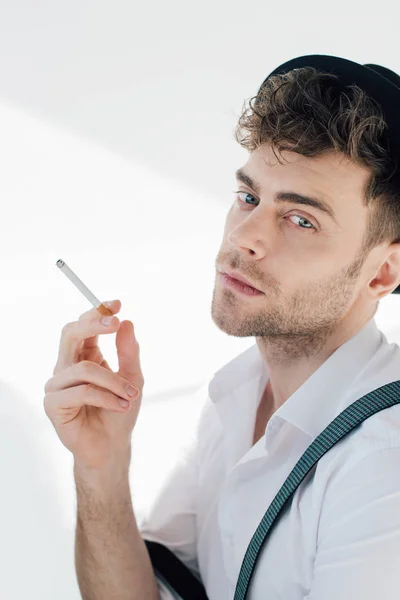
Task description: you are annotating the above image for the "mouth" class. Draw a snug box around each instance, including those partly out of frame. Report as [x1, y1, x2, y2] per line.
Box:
[219, 272, 264, 296]
[220, 269, 263, 291]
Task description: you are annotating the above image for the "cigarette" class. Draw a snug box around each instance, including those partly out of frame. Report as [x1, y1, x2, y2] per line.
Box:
[56, 259, 113, 316]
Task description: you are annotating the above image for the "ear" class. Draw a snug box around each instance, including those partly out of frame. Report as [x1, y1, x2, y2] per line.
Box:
[368, 242, 400, 299]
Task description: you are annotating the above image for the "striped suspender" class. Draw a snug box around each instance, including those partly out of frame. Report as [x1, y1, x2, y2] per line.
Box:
[234, 380, 400, 599]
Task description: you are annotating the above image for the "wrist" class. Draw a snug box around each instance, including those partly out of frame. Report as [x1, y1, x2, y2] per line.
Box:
[74, 453, 131, 493]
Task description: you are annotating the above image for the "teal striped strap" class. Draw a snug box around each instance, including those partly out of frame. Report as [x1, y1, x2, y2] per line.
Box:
[233, 379, 400, 600]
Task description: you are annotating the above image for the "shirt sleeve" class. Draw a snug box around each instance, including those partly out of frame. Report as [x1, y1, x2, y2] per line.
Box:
[138, 384, 211, 597]
[306, 446, 400, 600]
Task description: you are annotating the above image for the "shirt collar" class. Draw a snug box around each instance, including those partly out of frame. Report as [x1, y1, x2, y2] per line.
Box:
[208, 317, 386, 446]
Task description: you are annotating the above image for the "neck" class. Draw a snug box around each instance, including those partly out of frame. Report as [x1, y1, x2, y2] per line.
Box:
[256, 308, 376, 412]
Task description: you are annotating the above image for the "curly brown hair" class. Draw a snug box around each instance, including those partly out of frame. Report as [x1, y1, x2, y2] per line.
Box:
[234, 67, 400, 259]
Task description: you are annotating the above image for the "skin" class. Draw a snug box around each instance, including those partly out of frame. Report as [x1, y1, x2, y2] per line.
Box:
[211, 143, 400, 431]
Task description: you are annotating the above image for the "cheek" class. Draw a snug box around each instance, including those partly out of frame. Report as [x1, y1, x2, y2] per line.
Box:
[223, 209, 238, 236]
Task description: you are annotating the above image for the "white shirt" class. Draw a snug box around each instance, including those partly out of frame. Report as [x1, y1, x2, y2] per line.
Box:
[139, 317, 400, 599]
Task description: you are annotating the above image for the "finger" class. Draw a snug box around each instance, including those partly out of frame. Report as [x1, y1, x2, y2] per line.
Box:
[54, 309, 121, 373]
[116, 320, 144, 387]
[77, 344, 103, 364]
[78, 299, 122, 322]
[74, 347, 113, 372]
[45, 360, 140, 401]
[44, 384, 131, 419]
[81, 299, 122, 351]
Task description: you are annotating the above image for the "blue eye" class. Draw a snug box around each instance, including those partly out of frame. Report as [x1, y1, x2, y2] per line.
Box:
[287, 214, 314, 229]
[235, 191, 257, 205]
[233, 191, 316, 231]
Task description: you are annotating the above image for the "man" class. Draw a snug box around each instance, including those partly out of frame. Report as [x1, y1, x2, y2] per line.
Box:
[44, 55, 400, 599]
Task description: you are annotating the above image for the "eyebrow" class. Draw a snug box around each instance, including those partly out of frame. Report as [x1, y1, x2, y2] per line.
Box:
[235, 168, 338, 225]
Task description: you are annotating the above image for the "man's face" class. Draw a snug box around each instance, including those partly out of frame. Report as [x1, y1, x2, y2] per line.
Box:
[211, 143, 377, 348]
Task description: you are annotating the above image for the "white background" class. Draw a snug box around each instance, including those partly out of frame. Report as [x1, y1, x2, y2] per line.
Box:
[0, 1, 399, 598]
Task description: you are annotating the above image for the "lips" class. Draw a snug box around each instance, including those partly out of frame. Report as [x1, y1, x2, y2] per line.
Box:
[222, 269, 262, 292]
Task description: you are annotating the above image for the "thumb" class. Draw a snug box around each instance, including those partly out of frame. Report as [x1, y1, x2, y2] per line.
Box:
[116, 320, 143, 385]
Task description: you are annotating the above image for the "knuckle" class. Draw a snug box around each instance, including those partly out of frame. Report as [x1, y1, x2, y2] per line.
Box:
[63, 320, 76, 333]
[62, 321, 78, 341]
[61, 322, 72, 336]
[80, 304, 101, 320]
[78, 360, 96, 374]
[78, 308, 91, 321]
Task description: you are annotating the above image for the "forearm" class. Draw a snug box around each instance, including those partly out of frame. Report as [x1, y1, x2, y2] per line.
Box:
[74, 460, 160, 600]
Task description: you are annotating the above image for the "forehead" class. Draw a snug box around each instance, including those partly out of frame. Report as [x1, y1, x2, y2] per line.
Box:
[245, 144, 371, 214]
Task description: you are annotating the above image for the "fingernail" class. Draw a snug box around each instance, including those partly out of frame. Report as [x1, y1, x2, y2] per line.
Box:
[126, 385, 138, 397]
[102, 316, 113, 326]
[119, 399, 130, 408]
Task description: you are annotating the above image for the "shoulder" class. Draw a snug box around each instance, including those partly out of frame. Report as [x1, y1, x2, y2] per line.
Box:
[318, 342, 400, 478]
[313, 387, 400, 511]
